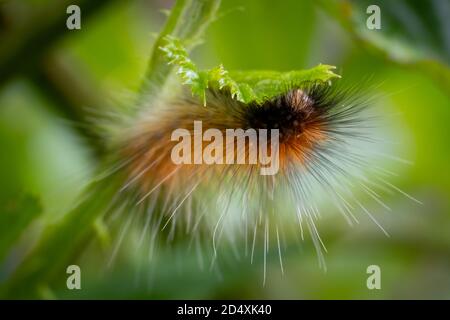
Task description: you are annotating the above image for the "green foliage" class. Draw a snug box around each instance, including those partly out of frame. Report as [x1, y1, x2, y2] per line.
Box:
[160, 35, 340, 105]
[0, 0, 223, 299]
[0, 177, 122, 299]
[1, 0, 449, 300]
[141, 0, 221, 99]
[318, 0, 450, 94]
[0, 194, 42, 261]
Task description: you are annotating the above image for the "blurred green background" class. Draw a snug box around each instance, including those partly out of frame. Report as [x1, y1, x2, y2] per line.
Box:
[0, 0, 449, 299]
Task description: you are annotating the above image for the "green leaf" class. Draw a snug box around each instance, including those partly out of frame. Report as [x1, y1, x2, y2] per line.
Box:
[1, 176, 122, 298]
[230, 66, 341, 103]
[317, 0, 450, 95]
[0, 194, 42, 261]
[160, 35, 340, 105]
[141, 0, 221, 100]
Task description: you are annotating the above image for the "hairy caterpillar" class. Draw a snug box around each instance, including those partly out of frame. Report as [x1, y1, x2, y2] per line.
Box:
[100, 72, 419, 282]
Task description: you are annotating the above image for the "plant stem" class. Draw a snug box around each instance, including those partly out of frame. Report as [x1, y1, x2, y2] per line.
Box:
[140, 0, 221, 100]
[1, 0, 222, 298]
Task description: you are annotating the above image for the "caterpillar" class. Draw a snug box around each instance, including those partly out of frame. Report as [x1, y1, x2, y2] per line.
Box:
[98, 70, 420, 283]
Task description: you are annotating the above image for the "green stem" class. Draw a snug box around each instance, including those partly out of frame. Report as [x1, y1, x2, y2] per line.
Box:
[0, 177, 121, 298]
[140, 0, 221, 99]
[1, 0, 222, 299]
